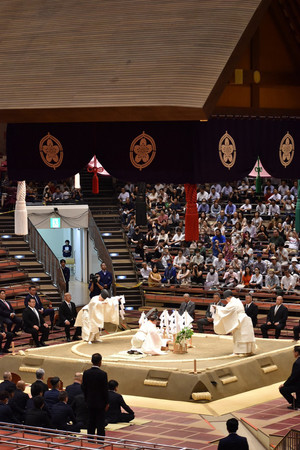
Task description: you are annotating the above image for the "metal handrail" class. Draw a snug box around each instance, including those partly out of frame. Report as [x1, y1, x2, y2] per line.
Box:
[0, 421, 196, 450]
[26, 220, 65, 298]
[274, 428, 300, 449]
[88, 209, 116, 294]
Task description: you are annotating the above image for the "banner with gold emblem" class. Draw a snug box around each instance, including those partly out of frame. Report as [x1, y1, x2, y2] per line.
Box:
[6, 117, 300, 182]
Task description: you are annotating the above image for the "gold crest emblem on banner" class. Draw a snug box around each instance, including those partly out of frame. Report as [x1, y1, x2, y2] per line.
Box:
[279, 132, 294, 168]
[219, 131, 236, 170]
[130, 131, 156, 171]
[39, 132, 63, 170]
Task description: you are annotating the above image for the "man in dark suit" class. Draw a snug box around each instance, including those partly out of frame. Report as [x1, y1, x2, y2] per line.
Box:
[0, 322, 13, 354]
[8, 380, 29, 423]
[218, 418, 249, 449]
[279, 345, 300, 410]
[24, 285, 56, 330]
[60, 259, 70, 293]
[244, 294, 258, 327]
[31, 368, 48, 395]
[0, 289, 22, 334]
[66, 372, 82, 404]
[0, 371, 16, 393]
[25, 396, 52, 428]
[44, 377, 60, 412]
[58, 293, 81, 342]
[106, 379, 134, 424]
[71, 393, 88, 429]
[260, 296, 288, 339]
[82, 353, 109, 437]
[293, 320, 300, 341]
[197, 293, 223, 333]
[0, 390, 20, 424]
[51, 391, 81, 431]
[22, 298, 49, 347]
[178, 293, 195, 319]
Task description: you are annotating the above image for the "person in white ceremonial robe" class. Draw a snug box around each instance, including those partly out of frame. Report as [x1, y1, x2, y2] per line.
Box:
[79, 289, 110, 344]
[130, 309, 169, 355]
[213, 290, 256, 356]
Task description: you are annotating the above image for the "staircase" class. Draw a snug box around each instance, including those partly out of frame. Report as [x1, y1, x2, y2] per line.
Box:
[80, 171, 142, 308]
[0, 214, 61, 306]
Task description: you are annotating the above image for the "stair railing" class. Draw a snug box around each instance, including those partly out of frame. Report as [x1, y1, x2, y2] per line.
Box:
[88, 210, 116, 294]
[274, 429, 300, 449]
[26, 220, 65, 298]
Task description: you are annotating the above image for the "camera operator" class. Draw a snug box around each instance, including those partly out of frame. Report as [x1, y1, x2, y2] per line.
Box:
[88, 273, 102, 299]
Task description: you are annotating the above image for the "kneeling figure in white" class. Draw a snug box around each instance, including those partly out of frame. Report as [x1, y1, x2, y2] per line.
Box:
[213, 290, 255, 355]
[131, 309, 169, 355]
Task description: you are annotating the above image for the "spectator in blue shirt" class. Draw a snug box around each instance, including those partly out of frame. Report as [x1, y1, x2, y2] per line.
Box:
[212, 229, 226, 257]
[224, 200, 236, 217]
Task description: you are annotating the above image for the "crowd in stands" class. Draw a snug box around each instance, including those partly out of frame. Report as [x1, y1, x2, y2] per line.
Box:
[0, 175, 83, 209]
[0, 368, 134, 432]
[118, 179, 300, 297]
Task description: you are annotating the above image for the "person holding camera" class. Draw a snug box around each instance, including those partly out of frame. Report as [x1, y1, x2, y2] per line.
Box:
[88, 273, 102, 299]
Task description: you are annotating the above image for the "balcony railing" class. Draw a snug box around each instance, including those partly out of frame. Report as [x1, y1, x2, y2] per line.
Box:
[275, 429, 300, 449]
[26, 220, 65, 298]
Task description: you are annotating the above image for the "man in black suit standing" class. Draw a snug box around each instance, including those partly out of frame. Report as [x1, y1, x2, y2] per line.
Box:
[24, 285, 56, 330]
[0, 289, 22, 334]
[66, 372, 82, 404]
[60, 259, 70, 293]
[260, 296, 288, 339]
[279, 345, 300, 410]
[244, 294, 258, 327]
[22, 298, 49, 347]
[218, 418, 249, 449]
[82, 353, 109, 438]
[178, 293, 195, 319]
[58, 293, 81, 342]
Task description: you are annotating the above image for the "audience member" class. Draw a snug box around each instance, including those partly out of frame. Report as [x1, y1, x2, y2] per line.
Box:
[178, 293, 195, 318]
[25, 396, 52, 428]
[97, 262, 113, 294]
[0, 321, 13, 354]
[0, 372, 16, 393]
[24, 285, 56, 330]
[51, 391, 81, 431]
[0, 289, 22, 334]
[106, 379, 135, 424]
[31, 369, 48, 395]
[0, 390, 20, 424]
[58, 293, 81, 342]
[244, 294, 258, 327]
[23, 298, 49, 347]
[197, 293, 222, 333]
[217, 417, 248, 449]
[261, 296, 288, 339]
[44, 377, 60, 412]
[8, 380, 29, 423]
[279, 345, 300, 410]
[66, 373, 83, 404]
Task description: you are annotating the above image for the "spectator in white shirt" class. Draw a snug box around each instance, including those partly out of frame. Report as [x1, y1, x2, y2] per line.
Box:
[173, 249, 187, 270]
[268, 200, 280, 215]
[278, 181, 290, 196]
[208, 188, 220, 203]
[213, 253, 226, 274]
[140, 262, 151, 281]
[268, 188, 282, 203]
[281, 269, 296, 293]
[249, 267, 263, 289]
[256, 200, 267, 215]
[221, 183, 233, 199]
[210, 183, 222, 194]
[238, 180, 249, 192]
[197, 187, 209, 202]
[240, 198, 252, 212]
[118, 188, 130, 204]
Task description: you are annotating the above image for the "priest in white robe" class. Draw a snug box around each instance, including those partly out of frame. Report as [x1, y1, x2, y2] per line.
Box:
[75, 289, 110, 343]
[131, 309, 169, 355]
[213, 290, 256, 356]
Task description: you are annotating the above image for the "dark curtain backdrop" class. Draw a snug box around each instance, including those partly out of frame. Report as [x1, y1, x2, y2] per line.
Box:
[7, 118, 300, 182]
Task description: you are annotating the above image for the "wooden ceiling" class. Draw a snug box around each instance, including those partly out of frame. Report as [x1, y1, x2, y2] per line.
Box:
[0, 0, 271, 122]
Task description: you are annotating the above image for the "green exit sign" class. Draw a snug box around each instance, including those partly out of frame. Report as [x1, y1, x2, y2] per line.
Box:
[50, 217, 61, 229]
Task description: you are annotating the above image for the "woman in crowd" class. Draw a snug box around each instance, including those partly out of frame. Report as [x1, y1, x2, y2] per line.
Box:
[148, 265, 162, 287]
[177, 263, 191, 285]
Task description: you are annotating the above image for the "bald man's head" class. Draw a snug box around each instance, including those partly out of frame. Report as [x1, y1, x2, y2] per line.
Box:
[16, 380, 26, 391]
